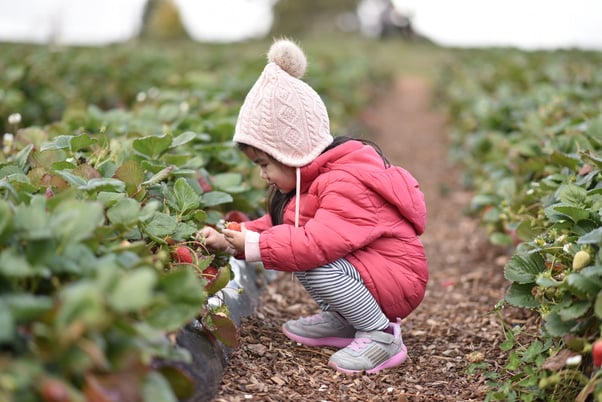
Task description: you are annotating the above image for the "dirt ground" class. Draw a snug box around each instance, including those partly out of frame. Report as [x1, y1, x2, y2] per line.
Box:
[214, 76, 518, 401]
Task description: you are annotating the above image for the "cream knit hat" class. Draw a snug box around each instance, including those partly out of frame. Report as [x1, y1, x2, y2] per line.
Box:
[233, 39, 333, 167]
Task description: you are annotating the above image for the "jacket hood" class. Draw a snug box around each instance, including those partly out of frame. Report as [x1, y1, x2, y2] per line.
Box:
[301, 140, 427, 235]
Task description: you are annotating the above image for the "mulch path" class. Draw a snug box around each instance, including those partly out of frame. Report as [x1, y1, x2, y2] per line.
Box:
[214, 76, 525, 401]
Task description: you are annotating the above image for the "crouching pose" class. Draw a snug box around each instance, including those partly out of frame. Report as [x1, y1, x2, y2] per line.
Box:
[200, 39, 428, 374]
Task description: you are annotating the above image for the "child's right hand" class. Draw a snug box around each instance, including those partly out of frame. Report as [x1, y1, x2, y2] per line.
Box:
[197, 226, 230, 251]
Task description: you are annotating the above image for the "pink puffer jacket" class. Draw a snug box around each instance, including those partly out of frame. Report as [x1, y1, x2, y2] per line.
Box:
[244, 140, 428, 320]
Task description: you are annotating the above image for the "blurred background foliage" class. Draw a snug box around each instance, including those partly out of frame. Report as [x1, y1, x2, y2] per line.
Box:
[140, 0, 190, 41]
[270, 0, 358, 37]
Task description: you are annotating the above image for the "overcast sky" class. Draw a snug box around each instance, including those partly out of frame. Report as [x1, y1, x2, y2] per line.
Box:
[0, 0, 601, 50]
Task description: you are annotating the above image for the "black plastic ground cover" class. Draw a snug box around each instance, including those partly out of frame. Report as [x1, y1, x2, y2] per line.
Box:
[173, 259, 270, 402]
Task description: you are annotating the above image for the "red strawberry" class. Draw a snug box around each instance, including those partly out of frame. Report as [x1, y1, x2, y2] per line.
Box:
[198, 176, 212, 192]
[203, 266, 219, 279]
[39, 377, 71, 402]
[226, 222, 241, 231]
[174, 246, 193, 264]
[593, 340, 602, 368]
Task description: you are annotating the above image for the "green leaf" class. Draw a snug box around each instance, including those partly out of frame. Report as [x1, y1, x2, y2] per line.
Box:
[56, 282, 106, 329]
[557, 184, 587, 205]
[211, 172, 246, 193]
[114, 160, 145, 195]
[581, 265, 602, 278]
[70, 133, 98, 151]
[0, 179, 18, 199]
[171, 222, 198, 242]
[594, 291, 602, 319]
[143, 372, 178, 402]
[578, 227, 602, 245]
[4, 294, 53, 321]
[544, 204, 590, 223]
[549, 150, 580, 171]
[581, 151, 602, 169]
[159, 269, 205, 303]
[158, 104, 180, 123]
[157, 365, 195, 400]
[50, 200, 104, 245]
[505, 283, 539, 308]
[146, 269, 205, 330]
[0, 199, 13, 236]
[205, 265, 231, 296]
[200, 191, 233, 207]
[145, 212, 178, 237]
[544, 312, 576, 337]
[78, 178, 126, 193]
[516, 220, 539, 242]
[53, 170, 87, 187]
[0, 300, 15, 342]
[170, 131, 198, 148]
[133, 134, 172, 159]
[504, 252, 545, 284]
[107, 198, 141, 226]
[40, 135, 72, 151]
[0, 164, 23, 178]
[146, 303, 201, 331]
[490, 232, 513, 246]
[97, 191, 126, 207]
[0, 248, 38, 278]
[535, 275, 560, 288]
[109, 268, 157, 313]
[13, 196, 52, 240]
[522, 340, 544, 363]
[14, 144, 34, 170]
[558, 300, 591, 321]
[173, 178, 200, 214]
[565, 272, 601, 299]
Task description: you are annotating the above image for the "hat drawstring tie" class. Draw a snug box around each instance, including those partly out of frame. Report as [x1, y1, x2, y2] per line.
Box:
[294, 167, 300, 228]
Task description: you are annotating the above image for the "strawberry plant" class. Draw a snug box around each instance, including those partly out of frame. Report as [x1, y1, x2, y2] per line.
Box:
[438, 48, 602, 400]
[0, 37, 392, 401]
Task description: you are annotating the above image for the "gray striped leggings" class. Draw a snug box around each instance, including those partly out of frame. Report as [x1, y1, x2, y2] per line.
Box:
[295, 258, 390, 332]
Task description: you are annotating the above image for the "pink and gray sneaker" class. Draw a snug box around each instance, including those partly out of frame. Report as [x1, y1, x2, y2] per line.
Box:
[282, 311, 356, 348]
[328, 318, 407, 374]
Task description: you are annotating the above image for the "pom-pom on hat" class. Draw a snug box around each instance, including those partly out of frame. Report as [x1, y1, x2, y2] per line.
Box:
[233, 39, 333, 167]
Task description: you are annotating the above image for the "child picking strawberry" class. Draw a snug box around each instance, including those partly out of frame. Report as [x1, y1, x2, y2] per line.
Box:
[198, 39, 428, 375]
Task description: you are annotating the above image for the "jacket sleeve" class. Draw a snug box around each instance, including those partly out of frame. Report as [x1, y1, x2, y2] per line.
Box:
[229, 215, 272, 261]
[243, 214, 273, 233]
[257, 177, 383, 271]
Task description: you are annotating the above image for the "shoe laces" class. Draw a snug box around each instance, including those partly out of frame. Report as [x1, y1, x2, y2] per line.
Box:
[300, 312, 327, 324]
[347, 337, 371, 352]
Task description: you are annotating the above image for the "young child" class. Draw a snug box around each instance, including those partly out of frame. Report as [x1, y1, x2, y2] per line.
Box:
[199, 38, 428, 375]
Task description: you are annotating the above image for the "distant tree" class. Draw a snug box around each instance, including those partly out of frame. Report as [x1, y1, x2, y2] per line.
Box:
[270, 0, 358, 37]
[139, 0, 189, 41]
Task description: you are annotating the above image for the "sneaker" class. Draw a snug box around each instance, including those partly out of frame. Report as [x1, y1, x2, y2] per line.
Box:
[328, 318, 407, 374]
[282, 311, 356, 348]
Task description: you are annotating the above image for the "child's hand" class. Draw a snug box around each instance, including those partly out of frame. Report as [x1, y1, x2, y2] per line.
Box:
[197, 226, 229, 251]
[223, 223, 246, 254]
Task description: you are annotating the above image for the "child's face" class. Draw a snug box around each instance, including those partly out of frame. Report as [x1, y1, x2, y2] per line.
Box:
[242, 147, 296, 193]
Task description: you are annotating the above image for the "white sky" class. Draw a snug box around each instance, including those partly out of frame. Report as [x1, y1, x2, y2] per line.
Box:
[0, 0, 601, 49]
[397, 0, 602, 50]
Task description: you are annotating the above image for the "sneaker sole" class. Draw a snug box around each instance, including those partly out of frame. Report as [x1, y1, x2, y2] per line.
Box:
[282, 324, 354, 348]
[328, 344, 408, 374]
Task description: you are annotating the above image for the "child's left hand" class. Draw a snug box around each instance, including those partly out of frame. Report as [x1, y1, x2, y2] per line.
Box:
[223, 223, 246, 254]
